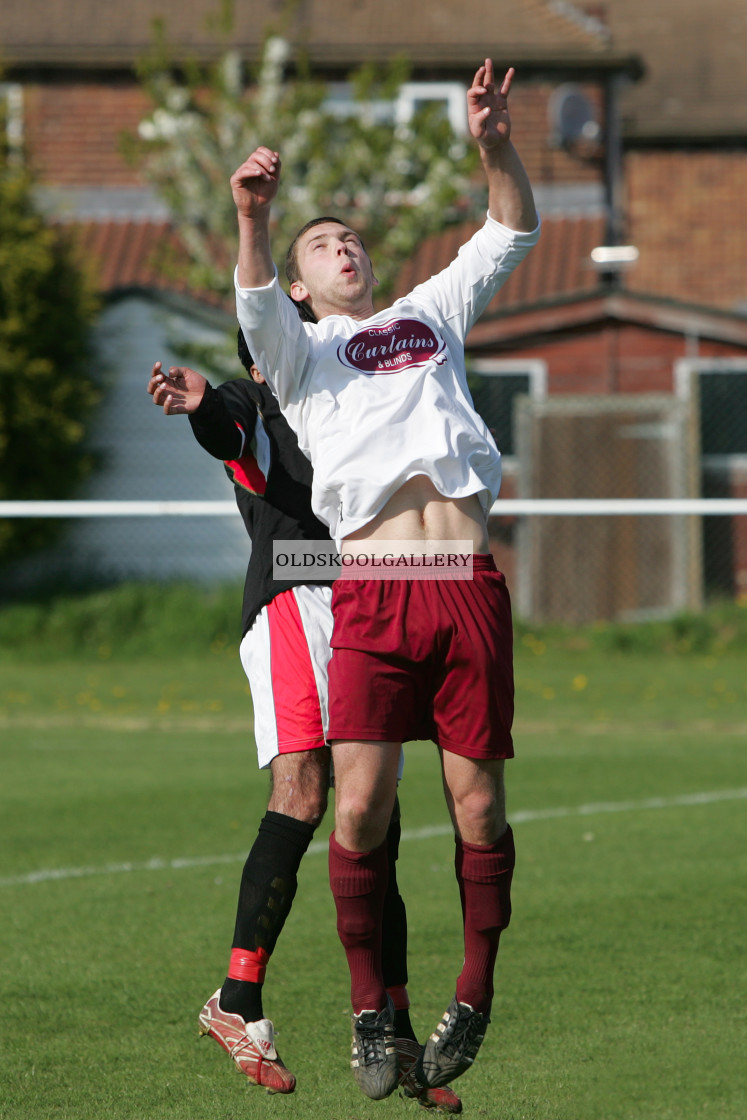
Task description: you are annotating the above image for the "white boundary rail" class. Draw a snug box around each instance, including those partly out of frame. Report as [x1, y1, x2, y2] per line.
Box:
[1, 500, 746, 518]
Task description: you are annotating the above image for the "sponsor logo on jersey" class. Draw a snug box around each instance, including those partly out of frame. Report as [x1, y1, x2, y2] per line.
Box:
[338, 318, 446, 375]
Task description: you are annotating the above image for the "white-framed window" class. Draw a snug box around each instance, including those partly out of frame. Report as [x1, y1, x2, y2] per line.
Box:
[467, 359, 548, 459]
[675, 357, 747, 596]
[324, 81, 468, 134]
[675, 358, 747, 467]
[394, 83, 468, 134]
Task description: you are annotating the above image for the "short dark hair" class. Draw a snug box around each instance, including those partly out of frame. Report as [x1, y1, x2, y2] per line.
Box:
[284, 216, 365, 286]
[237, 327, 254, 375]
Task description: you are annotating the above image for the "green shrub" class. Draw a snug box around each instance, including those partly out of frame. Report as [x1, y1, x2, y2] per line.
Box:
[0, 581, 243, 660]
[514, 599, 747, 658]
[0, 168, 99, 565]
[2, 581, 746, 662]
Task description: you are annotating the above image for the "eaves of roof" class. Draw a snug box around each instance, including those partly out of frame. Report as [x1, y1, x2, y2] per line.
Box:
[4, 45, 642, 81]
[467, 290, 747, 349]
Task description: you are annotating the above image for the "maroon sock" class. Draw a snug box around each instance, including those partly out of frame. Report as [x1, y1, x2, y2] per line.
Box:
[329, 831, 389, 1014]
[454, 825, 515, 1014]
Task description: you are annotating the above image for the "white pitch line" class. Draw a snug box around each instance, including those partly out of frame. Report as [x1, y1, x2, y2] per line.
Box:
[2, 787, 745, 889]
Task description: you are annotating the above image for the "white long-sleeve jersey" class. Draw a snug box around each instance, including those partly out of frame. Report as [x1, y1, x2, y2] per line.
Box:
[235, 213, 540, 545]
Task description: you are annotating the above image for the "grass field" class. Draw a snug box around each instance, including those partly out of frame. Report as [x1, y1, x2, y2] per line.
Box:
[1, 591, 745, 1119]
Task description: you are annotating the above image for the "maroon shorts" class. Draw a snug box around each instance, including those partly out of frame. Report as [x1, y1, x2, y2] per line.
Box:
[327, 555, 514, 759]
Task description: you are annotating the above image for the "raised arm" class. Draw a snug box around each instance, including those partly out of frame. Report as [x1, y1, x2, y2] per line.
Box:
[467, 60, 537, 233]
[230, 146, 281, 289]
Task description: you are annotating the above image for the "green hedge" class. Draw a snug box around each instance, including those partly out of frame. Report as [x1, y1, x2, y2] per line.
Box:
[1, 581, 745, 661]
[0, 169, 99, 565]
[0, 581, 243, 660]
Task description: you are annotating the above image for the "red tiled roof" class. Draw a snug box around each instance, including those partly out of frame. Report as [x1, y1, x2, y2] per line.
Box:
[2, 0, 615, 67]
[63, 215, 747, 350]
[604, 0, 747, 139]
[394, 213, 607, 312]
[71, 214, 608, 313]
[63, 220, 229, 309]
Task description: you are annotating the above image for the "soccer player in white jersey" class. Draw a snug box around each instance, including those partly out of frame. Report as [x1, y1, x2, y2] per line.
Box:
[147, 334, 462, 1110]
[229, 59, 540, 1101]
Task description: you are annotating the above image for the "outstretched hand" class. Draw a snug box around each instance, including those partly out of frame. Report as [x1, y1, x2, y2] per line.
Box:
[147, 362, 207, 415]
[468, 60, 514, 150]
[230, 146, 281, 218]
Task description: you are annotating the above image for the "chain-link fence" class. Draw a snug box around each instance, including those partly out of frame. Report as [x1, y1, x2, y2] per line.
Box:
[2, 359, 746, 624]
[475, 359, 747, 622]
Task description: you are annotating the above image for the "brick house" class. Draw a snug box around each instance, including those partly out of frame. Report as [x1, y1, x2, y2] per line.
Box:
[1, 1, 745, 616]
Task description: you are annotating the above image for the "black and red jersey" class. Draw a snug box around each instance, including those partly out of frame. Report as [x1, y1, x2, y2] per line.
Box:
[189, 376, 332, 637]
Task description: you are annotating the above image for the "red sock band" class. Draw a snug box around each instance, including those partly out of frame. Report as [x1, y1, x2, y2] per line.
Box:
[228, 946, 270, 984]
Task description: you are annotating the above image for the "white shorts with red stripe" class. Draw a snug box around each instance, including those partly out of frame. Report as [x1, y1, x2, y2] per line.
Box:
[239, 584, 334, 769]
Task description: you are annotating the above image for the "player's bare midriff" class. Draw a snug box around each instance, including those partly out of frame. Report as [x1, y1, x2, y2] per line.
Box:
[341, 474, 489, 552]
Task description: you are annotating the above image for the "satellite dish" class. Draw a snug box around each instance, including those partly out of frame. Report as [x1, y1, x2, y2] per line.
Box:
[548, 84, 601, 147]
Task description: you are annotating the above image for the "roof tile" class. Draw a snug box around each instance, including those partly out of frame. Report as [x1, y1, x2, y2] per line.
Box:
[64, 213, 607, 315]
[0, 0, 613, 65]
[393, 213, 606, 311]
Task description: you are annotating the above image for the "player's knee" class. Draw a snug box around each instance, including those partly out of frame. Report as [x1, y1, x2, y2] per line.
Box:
[272, 784, 328, 825]
[456, 788, 506, 844]
[336, 795, 391, 851]
[268, 749, 330, 823]
[291, 790, 328, 825]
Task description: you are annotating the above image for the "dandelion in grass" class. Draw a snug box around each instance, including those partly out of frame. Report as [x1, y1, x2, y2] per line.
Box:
[522, 633, 546, 656]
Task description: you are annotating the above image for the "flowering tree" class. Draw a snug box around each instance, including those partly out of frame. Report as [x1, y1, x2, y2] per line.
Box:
[126, 27, 480, 304]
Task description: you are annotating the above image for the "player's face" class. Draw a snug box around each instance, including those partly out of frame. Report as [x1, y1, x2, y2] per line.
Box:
[290, 223, 376, 315]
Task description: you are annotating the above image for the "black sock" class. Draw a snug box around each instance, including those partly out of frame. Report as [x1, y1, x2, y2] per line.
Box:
[394, 1006, 418, 1043]
[219, 811, 316, 1022]
[381, 801, 408, 992]
[381, 798, 417, 1041]
[220, 976, 265, 1022]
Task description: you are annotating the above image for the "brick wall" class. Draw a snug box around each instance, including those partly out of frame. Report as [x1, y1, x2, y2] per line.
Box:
[626, 150, 747, 314]
[23, 80, 152, 186]
[19, 75, 604, 192]
[510, 82, 604, 187]
[503, 326, 743, 395]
